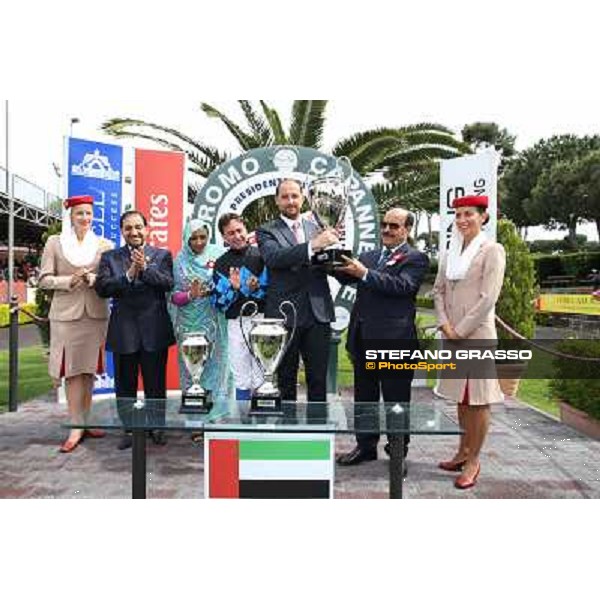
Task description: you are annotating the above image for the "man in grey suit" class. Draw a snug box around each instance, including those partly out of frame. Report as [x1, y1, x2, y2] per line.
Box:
[257, 179, 338, 402]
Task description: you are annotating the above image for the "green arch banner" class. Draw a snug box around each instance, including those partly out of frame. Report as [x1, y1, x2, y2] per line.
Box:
[193, 146, 380, 331]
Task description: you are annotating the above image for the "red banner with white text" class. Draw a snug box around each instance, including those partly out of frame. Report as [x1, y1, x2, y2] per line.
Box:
[134, 148, 185, 392]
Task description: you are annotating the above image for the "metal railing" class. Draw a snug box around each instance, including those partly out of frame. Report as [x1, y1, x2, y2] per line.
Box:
[0, 165, 62, 217]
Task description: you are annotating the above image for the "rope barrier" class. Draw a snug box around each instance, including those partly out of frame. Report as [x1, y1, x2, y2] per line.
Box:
[495, 315, 600, 363]
[11, 304, 49, 324]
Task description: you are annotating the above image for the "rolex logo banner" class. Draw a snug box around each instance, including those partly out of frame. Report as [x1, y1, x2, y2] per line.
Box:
[206, 433, 335, 498]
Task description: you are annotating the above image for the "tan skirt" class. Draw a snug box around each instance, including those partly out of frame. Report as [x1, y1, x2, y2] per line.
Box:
[48, 315, 108, 380]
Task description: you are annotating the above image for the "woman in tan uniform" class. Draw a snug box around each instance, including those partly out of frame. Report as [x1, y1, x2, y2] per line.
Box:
[433, 195, 506, 489]
[39, 195, 113, 453]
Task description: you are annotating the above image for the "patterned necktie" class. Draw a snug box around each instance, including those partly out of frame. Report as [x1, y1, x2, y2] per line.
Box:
[291, 221, 302, 244]
[377, 248, 391, 268]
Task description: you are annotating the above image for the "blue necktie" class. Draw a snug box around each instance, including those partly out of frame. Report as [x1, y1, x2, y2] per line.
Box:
[377, 248, 391, 268]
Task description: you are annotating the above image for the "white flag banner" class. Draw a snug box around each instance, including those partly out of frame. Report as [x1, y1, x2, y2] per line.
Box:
[439, 149, 500, 255]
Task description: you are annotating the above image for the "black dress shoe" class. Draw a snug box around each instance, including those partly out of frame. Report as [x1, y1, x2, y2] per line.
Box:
[336, 446, 377, 466]
[150, 431, 167, 446]
[118, 434, 132, 450]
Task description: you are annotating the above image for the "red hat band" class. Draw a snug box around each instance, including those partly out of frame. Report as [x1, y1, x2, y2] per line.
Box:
[452, 195, 489, 209]
[64, 195, 94, 209]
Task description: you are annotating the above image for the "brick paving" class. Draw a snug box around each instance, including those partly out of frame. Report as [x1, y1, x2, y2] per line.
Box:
[1, 389, 599, 499]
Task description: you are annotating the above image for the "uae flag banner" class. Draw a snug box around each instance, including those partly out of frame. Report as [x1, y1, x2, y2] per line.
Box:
[206, 434, 335, 499]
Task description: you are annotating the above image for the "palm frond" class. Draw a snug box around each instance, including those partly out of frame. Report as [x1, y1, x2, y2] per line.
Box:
[100, 128, 222, 177]
[238, 101, 272, 146]
[200, 103, 256, 150]
[101, 118, 228, 165]
[378, 146, 463, 172]
[371, 178, 440, 213]
[288, 100, 328, 147]
[331, 126, 465, 177]
[260, 101, 288, 145]
[331, 125, 461, 158]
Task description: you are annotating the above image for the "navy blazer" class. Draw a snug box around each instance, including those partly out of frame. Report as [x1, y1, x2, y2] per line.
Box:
[257, 217, 335, 328]
[340, 245, 429, 360]
[95, 245, 176, 354]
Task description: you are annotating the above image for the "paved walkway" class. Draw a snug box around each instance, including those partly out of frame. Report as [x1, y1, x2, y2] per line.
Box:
[1, 389, 599, 499]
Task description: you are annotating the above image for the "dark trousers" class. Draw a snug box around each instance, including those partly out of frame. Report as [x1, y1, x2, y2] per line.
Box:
[353, 354, 413, 457]
[277, 322, 331, 402]
[114, 348, 169, 428]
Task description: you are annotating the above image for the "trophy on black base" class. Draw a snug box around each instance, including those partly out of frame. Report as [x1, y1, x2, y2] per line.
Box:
[307, 156, 354, 267]
[179, 330, 214, 414]
[240, 300, 297, 416]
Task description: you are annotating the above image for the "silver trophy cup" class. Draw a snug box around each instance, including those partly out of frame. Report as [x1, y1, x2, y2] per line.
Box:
[180, 330, 214, 414]
[306, 156, 353, 267]
[240, 300, 297, 415]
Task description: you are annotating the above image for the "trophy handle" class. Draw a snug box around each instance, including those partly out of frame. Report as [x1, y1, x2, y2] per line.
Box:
[203, 320, 217, 344]
[239, 300, 260, 365]
[278, 300, 298, 357]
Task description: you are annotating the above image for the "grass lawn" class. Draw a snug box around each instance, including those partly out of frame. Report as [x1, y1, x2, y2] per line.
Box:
[515, 379, 559, 417]
[0, 345, 53, 412]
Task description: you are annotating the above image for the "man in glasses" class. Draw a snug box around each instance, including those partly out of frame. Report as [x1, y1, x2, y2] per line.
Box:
[335, 208, 429, 473]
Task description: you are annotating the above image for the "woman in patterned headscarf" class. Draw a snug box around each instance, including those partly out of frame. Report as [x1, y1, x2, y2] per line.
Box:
[170, 219, 233, 409]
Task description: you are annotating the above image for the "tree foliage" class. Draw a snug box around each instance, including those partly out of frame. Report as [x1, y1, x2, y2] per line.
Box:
[462, 121, 516, 173]
[496, 218, 536, 340]
[501, 134, 600, 230]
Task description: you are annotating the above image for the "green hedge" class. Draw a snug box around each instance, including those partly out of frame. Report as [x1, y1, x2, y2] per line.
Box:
[0, 303, 37, 327]
[550, 339, 600, 420]
[416, 295, 434, 310]
[534, 251, 600, 283]
[423, 258, 439, 284]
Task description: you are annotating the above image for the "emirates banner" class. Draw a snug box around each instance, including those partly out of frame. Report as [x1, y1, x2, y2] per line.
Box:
[439, 148, 500, 254]
[134, 148, 186, 392]
[67, 137, 123, 396]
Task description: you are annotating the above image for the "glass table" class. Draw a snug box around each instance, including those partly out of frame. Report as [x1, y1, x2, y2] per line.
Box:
[65, 398, 461, 499]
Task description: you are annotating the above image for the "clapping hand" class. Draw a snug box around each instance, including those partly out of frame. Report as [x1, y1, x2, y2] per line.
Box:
[229, 267, 241, 291]
[81, 269, 96, 287]
[131, 248, 146, 270]
[69, 268, 88, 289]
[127, 247, 146, 279]
[189, 279, 204, 299]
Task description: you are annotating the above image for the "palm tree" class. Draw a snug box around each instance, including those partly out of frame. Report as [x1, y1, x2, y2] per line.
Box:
[103, 100, 465, 177]
[102, 101, 466, 227]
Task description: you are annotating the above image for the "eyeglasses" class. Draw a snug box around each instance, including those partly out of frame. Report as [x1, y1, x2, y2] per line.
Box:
[380, 221, 402, 231]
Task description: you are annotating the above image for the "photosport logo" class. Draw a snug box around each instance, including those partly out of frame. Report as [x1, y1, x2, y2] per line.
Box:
[193, 146, 381, 332]
[71, 148, 121, 181]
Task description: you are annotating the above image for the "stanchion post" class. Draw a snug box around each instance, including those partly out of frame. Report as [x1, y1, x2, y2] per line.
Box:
[9, 295, 19, 412]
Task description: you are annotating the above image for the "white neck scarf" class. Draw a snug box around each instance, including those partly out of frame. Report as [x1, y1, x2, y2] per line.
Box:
[59, 207, 100, 267]
[445, 226, 487, 281]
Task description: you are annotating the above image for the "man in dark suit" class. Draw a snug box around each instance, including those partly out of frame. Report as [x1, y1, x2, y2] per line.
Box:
[257, 179, 339, 402]
[95, 210, 176, 449]
[335, 208, 429, 469]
